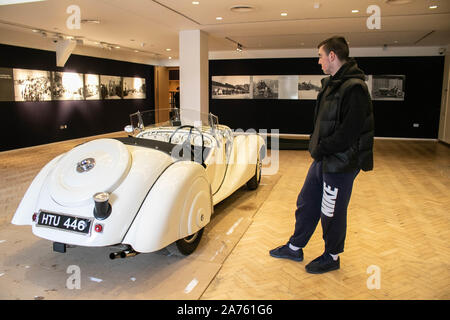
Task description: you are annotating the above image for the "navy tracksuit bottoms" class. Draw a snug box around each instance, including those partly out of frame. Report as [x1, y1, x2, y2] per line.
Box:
[289, 160, 359, 255]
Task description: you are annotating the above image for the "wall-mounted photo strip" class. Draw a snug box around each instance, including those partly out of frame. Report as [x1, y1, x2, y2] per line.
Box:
[100, 75, 122, 99]
[52, 71, 84, 100]
[123, 77, 146, 99]
[13, 68, 52, 102]
[84, 74, 100, 100]
[371, 75, 405, 101]
[253, 76, 279, 99]
[0, 68, 148, 102]
[211, 76, 251, 99]
[0, 68, 14, 102]
[298, 75, 327, 100]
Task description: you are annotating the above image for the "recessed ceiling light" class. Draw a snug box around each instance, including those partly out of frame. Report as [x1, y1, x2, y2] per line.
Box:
[115, 46, 120, 49]
[192, 1, 199, 4]
[352, 9, 359, 13]
[168, 57, 172, 59]
[166, 48, 171, 51]
[281, 12, 287, 16]
[216, 16, 223, 20]
[32, 29, 39, 32]
[429, 5, 438, 9]
[134, 50, 139, 52]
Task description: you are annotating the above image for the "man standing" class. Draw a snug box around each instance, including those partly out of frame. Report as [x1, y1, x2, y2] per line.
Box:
[269, 36, 374, 274]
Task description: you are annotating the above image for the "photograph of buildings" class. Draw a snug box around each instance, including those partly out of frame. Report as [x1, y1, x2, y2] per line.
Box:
[211, 76, 250, 99]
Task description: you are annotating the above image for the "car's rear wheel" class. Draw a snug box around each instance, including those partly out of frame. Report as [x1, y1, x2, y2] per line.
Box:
[246, 153, 262, 190]
[169, 228, 204, 256]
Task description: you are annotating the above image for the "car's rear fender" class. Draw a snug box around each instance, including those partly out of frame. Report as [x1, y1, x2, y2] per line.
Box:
[12, 154, 64, 226]
[122, 161, 212, 253]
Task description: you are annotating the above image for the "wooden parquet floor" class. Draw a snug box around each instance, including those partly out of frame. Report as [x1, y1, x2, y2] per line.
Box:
[201, 139, 450, 300]
[1, 137, 449, 299]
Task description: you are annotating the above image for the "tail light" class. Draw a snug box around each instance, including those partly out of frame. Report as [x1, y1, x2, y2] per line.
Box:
[94, 224, 103, 233]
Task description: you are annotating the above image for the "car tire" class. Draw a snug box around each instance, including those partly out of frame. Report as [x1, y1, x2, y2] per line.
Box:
[168, 228, 204, 256]
[246, 154, 262, 190]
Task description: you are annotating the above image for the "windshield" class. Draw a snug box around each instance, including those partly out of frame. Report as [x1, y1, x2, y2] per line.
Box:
[128, 108, 219, 135]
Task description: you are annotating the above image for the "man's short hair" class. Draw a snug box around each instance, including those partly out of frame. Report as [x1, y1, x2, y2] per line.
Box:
[318, 36, 349, 61]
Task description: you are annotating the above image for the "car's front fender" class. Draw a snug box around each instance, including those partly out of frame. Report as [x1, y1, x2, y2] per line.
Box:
[122, 161, 212, 253]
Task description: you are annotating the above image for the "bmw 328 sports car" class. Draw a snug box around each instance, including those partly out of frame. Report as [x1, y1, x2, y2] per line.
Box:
[12, 108, 265, 258]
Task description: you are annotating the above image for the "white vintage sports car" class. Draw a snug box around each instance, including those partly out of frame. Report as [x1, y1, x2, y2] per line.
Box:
[12, 108, 265, 259]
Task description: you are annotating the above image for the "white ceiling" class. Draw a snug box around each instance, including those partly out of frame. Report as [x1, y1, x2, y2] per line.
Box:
[0, 0, 449, 62]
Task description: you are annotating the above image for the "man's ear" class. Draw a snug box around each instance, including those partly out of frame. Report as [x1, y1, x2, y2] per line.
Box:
[328, 51, 336, 61]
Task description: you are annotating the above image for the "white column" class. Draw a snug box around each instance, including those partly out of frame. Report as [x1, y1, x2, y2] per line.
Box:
[179, 30, 209, 117]
[438, 44, 450, 143]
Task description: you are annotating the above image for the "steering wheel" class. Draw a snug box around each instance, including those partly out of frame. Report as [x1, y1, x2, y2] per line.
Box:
[169, 125, 205, 164]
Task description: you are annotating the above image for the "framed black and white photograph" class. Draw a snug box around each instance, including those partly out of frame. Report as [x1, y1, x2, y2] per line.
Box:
[123, 77, 146, 99]
[13, 68, 52, 102]
[0, 68, 14, 102]
[211, 76, 250, 99]
[365, 75, 373, 98]
[371, 75, 405, 101]
[100, 75, 122, 99]
[278, 75, 299, 100]
[252, 76, 278, 99]
[84, 74, 100, 100]
[298, 75, 327, 100]
[52, 71, 84, 100]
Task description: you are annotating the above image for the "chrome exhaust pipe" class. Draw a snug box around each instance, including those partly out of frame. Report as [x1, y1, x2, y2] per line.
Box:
[109, 249, 139, 260]
[120, 250, 139, 258]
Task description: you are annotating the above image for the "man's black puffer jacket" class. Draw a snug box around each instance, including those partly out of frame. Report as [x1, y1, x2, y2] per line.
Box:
[308, 58, 374, 173]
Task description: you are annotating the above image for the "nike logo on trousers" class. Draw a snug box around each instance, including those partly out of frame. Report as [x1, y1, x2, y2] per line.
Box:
[321, 182, 339, 217]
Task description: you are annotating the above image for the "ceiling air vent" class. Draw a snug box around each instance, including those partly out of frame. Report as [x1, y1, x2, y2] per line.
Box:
[230, 5, 256, 13]
[384, 0, 413, 5]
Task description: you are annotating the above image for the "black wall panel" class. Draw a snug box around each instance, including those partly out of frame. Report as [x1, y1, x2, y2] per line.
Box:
[209, 56, 444, 138]
[0, 44, 154, 151]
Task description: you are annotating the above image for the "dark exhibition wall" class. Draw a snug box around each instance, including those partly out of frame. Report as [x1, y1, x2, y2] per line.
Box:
[0, 42, 445, 152]
[209, 56, 445, 139]
[0, 44, 154, 152]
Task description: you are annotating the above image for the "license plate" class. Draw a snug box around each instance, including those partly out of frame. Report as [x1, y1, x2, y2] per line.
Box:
[37, 211, 92, 235]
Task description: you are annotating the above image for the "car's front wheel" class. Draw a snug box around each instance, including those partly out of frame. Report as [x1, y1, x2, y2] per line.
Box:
[169, 228, 204, 256]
